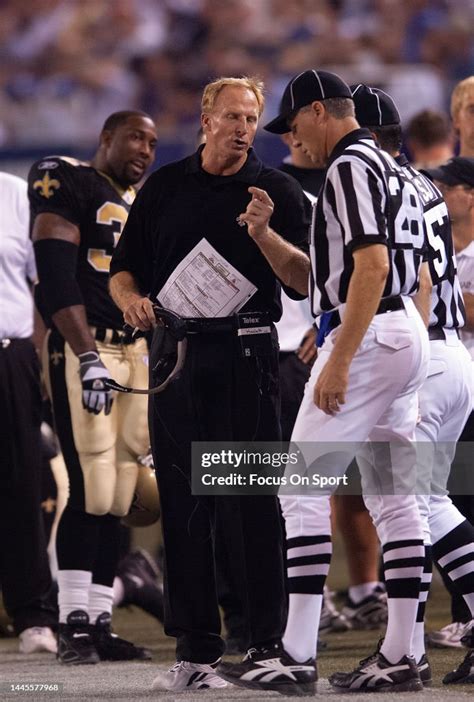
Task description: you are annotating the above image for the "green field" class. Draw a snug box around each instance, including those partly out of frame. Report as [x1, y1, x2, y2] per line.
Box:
[0, 533, 472, 700]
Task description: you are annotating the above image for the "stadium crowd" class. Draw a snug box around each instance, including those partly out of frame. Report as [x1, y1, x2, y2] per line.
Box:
[0, 0, 473, 147]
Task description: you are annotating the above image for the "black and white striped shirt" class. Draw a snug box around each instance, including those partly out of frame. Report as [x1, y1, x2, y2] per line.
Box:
[396, 155, 466, 330]
[310, 129, 425, 317]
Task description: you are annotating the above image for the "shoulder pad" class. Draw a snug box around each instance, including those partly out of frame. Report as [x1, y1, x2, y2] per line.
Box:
[57, 156, 90, 167]
[35, 156, 89, 171]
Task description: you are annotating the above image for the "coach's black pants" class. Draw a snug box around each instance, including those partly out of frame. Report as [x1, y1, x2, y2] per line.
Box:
[279, 351, 311, 443]
[0, 339, 56, 634]
[149, 328, 286, 663]
[214, 350, 311, 646]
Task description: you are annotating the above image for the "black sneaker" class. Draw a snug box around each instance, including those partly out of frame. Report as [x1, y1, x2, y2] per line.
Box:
[116, 549, 164, 622]
[340, 586, 388, 630]
[57, 610, 99, 665]
[90, 612, 152, 661]
[329, 651, 423, 693]
[417, 654, 432, 686]
[217, 644, 317, 695]
[443, 649, 474, 684]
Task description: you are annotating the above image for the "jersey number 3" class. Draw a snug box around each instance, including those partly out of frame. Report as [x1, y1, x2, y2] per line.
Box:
[87, 202, 128, 272]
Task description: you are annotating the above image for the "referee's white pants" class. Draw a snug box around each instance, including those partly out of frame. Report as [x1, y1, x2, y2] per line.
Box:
[280, 299, 430, 548]
[414, 337, 472, 545]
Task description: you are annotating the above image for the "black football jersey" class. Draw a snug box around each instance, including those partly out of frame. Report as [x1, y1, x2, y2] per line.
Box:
[28, 156, 135, 329]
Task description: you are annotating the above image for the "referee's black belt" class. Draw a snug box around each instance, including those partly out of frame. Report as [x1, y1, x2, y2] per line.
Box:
[92, 327, 136, 345]
[428, 327, 460, 341]
[328, 296, 405, 333]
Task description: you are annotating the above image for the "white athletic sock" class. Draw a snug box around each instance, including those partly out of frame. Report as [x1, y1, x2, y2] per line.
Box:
[348, 581, 380, 604]
[57, 570, 92, 623]
[413, 621, 425, 663]
[112, 576, 125, 606]
[382, 597, 420, 662]
[283, 534, 332, 661]
[283, 593, 322, 662]
[89, 583, 114, 624]
[380, 540, 424, 663]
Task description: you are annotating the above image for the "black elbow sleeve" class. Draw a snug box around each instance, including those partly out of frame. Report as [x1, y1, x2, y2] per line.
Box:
[33, 239, 84, 315]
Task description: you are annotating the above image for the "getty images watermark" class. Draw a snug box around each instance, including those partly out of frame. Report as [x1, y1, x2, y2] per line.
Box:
[191, 441, 474, 496]
[198, 448, 348, 490]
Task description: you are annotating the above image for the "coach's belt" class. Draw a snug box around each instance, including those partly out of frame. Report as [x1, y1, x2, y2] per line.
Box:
[428, 327, 460, 342]
[92, 327, 136, 345]
[179, 316, 236, 334]
[327, 296, 404, 334]
[105, 306, 273, 396]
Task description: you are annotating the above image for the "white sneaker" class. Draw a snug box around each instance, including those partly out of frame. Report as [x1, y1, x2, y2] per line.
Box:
[151, 660, 228, 691]
[427, 620, 474, 649]
[19, 627, 57, 654]
[319, 586, 349, 632]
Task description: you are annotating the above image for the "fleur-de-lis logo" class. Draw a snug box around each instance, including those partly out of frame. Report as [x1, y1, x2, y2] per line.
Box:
[41, 497, 57, 514]
[50, 350, 63, 366]
[33, 171, 60, 198]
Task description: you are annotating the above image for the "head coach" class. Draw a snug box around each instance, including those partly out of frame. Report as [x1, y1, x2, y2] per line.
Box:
[109, 76, 311, 692]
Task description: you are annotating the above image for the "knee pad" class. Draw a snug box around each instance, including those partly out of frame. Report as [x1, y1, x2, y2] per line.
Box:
[121, 462, 160, 527]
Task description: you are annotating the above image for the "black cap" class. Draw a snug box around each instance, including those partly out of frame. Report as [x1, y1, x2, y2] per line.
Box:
[425, 157, 474, 188]
[264, 69, 352, 134]
[351, 84, 400, 127]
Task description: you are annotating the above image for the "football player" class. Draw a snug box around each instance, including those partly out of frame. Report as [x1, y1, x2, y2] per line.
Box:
[28, 111, 157, 664]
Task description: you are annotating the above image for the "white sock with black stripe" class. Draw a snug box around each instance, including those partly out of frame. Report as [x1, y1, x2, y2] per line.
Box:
[282, 535, 332, 662]
[380, 539, 424, 663]
[432, 520, 474, 616]
[413, 546, 432, 662]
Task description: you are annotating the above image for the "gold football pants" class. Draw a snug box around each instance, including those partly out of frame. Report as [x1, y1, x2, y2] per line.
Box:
[44, 329, 149, 516]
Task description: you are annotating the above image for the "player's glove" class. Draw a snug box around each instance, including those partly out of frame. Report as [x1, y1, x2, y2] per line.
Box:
[78, 351, 113, 415]
[137, 447, 154, 469]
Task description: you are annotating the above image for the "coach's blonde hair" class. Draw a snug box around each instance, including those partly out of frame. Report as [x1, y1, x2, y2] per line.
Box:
[201, 77, 265, 116]
[451, 76, 474, 121]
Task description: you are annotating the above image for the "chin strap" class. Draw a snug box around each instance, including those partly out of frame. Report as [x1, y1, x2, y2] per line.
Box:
[104, 306, 188, 395]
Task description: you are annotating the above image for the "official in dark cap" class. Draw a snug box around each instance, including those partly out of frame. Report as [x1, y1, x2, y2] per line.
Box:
[350, 82, 402, 147]
[265, 70, 353, 135]
[425, 156, 474, 189]
[351, 83, 401, 126]
[217, 69, 430, 694]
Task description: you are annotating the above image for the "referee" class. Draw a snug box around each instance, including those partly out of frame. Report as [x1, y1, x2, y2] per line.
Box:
[217, 70, 430, 694]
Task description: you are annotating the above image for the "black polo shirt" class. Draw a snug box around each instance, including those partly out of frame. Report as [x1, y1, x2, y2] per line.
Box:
[110, 146, 311, 322]
[278, 161, 325, 199]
